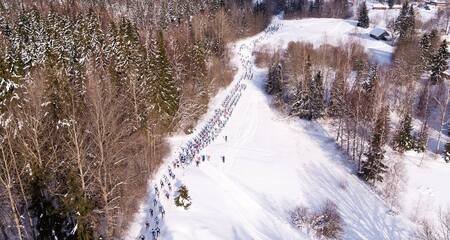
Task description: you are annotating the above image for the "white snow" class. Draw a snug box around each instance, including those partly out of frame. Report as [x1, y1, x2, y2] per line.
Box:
[125, 16, 419, 240]
[252, 18, 394, 64]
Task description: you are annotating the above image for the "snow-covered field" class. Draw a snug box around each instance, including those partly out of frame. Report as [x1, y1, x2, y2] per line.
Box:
[254, 17, 394, 64]
[124, 17, 427, 240]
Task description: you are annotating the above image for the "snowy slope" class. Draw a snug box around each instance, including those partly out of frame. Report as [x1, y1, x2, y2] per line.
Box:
[125, 17, 417, 240]
[253, 18, 394, 64]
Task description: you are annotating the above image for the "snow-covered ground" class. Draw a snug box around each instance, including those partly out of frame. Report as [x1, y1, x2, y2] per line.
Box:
[125, 17, 422, 240]
[253, 18, 394, 64]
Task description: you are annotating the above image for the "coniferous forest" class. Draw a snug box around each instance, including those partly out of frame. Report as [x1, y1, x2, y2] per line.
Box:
[2, 0, 450, 239]
[0, 0, 276, 239]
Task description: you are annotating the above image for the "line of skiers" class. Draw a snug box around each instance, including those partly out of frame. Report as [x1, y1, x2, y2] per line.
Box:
[136, 26, 277, 239]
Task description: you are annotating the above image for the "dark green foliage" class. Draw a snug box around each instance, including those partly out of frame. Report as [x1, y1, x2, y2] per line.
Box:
[174, 185, 192, 210]
[430, 40, 450, 85]
[388, 0, 394, 9]
[393, 112, 414, 152]
[414, 126, 428, 153]
[266, 61, 282, 95]
[419, 33, 433, 71]
[291, 71, 324, 120]
[357, 2, 369, 29]
[444, 141, 450, 163]
[395, 2, 415, 41]
[359, 109, 388, 184]
[29, 167, 65, 240]
[328, 70, 346, 118]
[150, 30, 180, 124]
[62, 170, 94, 240]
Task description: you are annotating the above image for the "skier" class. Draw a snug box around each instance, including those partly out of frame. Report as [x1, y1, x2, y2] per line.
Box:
[146, 221, 150, 229]
[149, 208, 154, 217]
[151, 229, 156, 240]
[153, 199, 157, 207]
[224, 135, 227, 142]
[165, 192, 170, 199]
[222, 155, 225, 163]
[156, 227, 161, 237]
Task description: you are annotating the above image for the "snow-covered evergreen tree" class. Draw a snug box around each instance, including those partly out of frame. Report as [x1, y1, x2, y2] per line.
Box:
[266, 61, 282, 95]
[388, 0, 394, 9]
[419, 33, 433, 71]
[444, 137, 450, 163]
[430, 40, 450, 85]
[292, 71, 324, 120]
[150, 30, 180, 126]
[357, 2, 369, 29]
[360, 109, 388, 184]
[328, 70, 346, 117]
[395, 2, 415, 41]
[393, 112, 414, 152]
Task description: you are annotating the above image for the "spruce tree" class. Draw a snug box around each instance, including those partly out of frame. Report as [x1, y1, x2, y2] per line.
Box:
[150, 30, 180, 125]
[357, 2, 369, 29]
[266, 61, 282, 95]
[430, 40, 450, 85]
[419, 33, 432, 71]
[393, 112, 414, 152]
[360, 109, 388, 184]
[388, 0, 394, 9]
[328, 70, 346, 117]
[29, 166, 65, 239]
[444, 138, 450, 163]
[310, 71, 324, 120]
[414, 126, 428, 153]
[395, 2, 415, 41]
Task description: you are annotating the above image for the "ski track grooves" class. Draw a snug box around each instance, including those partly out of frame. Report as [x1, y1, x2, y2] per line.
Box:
[124, 17, 283, 240]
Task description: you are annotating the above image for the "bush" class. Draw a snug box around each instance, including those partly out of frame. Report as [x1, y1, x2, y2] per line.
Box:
[174, 185, 192, 210]
[290, 200, 343, 239]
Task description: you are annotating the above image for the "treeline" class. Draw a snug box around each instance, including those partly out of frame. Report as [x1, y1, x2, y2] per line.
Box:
[262, 20, 449, 186]
[283, 0, 352, 19]
[0, 0, 275, 239]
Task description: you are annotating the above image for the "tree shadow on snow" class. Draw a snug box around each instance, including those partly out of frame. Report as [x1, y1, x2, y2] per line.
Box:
[293, 122, 413, 239]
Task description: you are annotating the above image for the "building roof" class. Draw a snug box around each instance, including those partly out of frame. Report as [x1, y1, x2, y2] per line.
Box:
[370, 28, 388, 38]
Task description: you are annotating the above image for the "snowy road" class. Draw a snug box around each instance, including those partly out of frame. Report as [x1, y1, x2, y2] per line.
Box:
[126, 17, 416, 240]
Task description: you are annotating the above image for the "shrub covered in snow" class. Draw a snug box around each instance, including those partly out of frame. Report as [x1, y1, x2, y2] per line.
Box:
[290, 200, 343, 240]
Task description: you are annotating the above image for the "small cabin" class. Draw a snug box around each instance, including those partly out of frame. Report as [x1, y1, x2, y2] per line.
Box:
[369, 28, 390, 41]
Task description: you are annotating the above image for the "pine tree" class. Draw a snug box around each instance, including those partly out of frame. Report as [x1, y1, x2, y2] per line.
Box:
[150, 30, 180, 125]
[419, 33, 433, 71]
[395, 2, 415, 41]
[174, 185, 192, 210]
[328, 70, 346, 117]
[357, 2, 369, 29]
[414, 126, 428, 153]
[29, 166, 65, 239]
[291, 71, 324, 120]
[444, 135, 450, 163]
[430, 40, 450, 85]
[310, 71, 324, 119]
[393, 112, 415, 152]
[61, 169, 94, 239]
[266, 61, 282, 95]
[360, 109, 388, 184]
[388, 0, 394, 9]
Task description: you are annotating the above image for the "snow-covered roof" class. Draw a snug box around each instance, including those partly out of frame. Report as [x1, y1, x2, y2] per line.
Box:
[370, 28, 388, 37]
